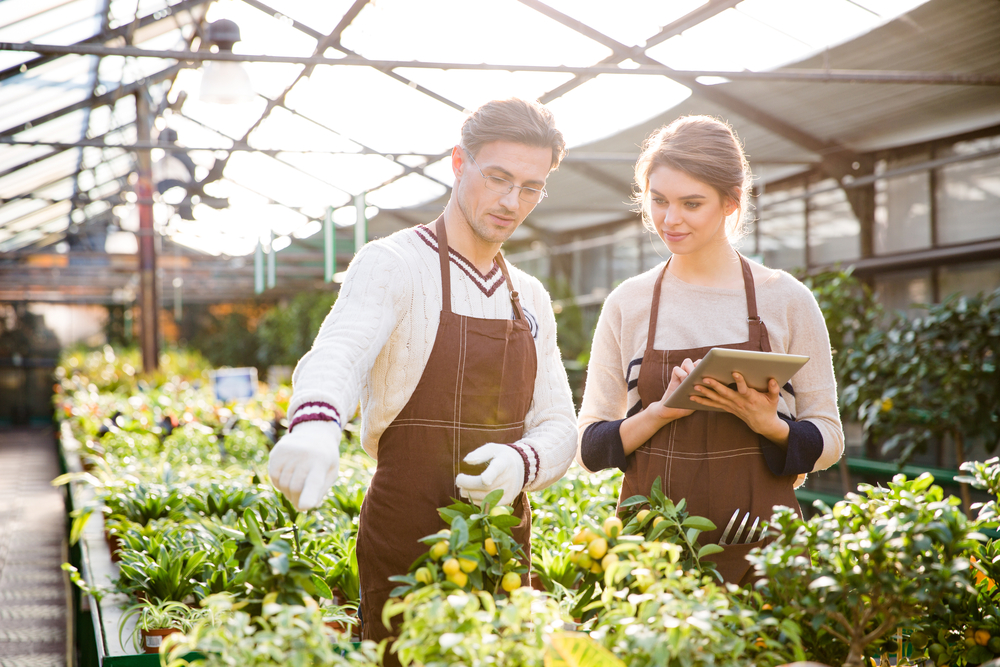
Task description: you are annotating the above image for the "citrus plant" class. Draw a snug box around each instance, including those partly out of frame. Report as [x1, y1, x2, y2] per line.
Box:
[390, 489, 529, 598]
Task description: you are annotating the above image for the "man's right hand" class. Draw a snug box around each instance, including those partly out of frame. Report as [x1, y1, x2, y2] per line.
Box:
[268, 420, 341, 511]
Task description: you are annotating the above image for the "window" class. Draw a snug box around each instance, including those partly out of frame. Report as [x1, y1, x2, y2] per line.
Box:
[936, 137, 1000, 245]
[758, 187, 806, 270]
[939, 260, 1000, 300]
[808, 180, 861, 264]
[874, 156, 932, 255]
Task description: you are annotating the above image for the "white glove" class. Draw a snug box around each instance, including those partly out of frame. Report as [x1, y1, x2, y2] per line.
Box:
[454, 443, 525, 507]
[268, 420, 341, 511]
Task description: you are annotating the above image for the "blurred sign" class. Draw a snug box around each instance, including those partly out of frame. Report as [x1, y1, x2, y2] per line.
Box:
[209, 367, 258, 403]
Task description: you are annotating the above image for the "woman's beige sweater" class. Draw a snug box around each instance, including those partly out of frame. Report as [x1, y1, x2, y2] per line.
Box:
[576, 260, 844, 488]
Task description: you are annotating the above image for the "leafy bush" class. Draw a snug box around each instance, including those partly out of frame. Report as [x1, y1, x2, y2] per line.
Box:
[749, 473, 980, 667]
[387, 586, 563, 667]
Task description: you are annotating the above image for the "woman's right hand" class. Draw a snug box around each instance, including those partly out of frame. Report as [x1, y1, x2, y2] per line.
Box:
[620, 357, 699, 456]
[653, 357, 698, 421]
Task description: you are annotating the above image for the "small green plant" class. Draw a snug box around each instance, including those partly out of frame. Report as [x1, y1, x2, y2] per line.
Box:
[585, 551, 803, 667]
[389, 490, 529, 598]
[162, 594, 379, 667]
[119, 599, 204, 652]
[386, 585, 564, 667]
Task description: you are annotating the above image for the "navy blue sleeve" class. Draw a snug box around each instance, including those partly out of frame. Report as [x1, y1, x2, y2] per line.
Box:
[759, 413, 824, 477]
[581, 420, 628, 473]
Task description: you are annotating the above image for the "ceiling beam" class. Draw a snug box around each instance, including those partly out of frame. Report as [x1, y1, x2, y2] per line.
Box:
[531, 0, 741, 103]
[3, 43, 995, 86]
[0, 0, 212, 83]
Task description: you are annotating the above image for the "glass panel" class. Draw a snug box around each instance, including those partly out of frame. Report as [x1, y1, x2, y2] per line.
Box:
[936, 142, 1000, 245]
[341, 0, 610, 66]
[939, 260, 1000, 300]
[874, 156, 931, 254]
[577, 244, 609, 299]
[611, 228, 642, 286]
[224, 152, 349, 209]
[808, 180, 860, 264]
[287, 66, 464, 155]
[758, 187, 806, 269]
[874, 268, 932, 317]
[643, 234, 669, 272]
[365, 173, 447, 210]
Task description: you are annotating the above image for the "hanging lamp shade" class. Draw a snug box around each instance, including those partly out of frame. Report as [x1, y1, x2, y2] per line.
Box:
[199, 19, 254, 104]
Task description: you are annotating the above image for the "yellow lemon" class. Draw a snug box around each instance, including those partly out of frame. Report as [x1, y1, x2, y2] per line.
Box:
[601, 553, 619, 570]
[484, 538, 498, 556]
[447, 571, 468, 588]
[590, 562, 603, 574]
[459, 557, 477, 573]
[490, 506, 512, 517]
[572, 530, 588, 545]
[636, 509, 650, 524]
[603, 517, 623, 538]
[501, 572, 521, 592]
[430, 541, 449, 560]
[443, 558, 461, 576]
[415, 567, 433, 585]
[652, 516, 665, 527]
[588, 537, 608, 560]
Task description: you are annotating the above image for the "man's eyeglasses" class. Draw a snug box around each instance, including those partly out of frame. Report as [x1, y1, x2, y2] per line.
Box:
[462, 147, 548, 204]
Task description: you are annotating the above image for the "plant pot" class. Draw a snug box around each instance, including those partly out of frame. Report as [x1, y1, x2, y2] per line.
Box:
[325, 608, 359, 639]
[140, 627, 179, 653]
[104, 530, 122, 562]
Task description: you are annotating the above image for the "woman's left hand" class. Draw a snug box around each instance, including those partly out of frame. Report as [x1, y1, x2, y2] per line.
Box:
[690, 373, 790, 445]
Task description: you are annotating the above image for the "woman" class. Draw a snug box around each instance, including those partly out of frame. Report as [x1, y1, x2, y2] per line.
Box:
[576, 115, 844, 585]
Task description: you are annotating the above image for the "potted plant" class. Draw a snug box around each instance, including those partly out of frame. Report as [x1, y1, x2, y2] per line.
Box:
[119, 599, 201, 654]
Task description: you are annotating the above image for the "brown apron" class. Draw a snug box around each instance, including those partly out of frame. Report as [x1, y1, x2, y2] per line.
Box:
[356, 215, 537, 656]
[621, 254, 800, 585]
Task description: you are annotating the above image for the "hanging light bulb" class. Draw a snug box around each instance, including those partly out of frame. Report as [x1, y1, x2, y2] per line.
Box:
[199, 19, 254, 104]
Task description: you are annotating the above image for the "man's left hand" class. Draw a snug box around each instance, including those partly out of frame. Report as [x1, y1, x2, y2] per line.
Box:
[455, 443, 524, 507]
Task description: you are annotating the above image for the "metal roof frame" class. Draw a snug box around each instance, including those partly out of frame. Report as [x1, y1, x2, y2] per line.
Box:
[1, 0, 998, 305]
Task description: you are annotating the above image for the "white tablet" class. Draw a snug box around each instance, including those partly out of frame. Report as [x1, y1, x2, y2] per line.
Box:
[661, 348, 809, 412]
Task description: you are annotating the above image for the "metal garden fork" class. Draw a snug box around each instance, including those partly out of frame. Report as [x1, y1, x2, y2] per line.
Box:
[719, 509, 764, 546]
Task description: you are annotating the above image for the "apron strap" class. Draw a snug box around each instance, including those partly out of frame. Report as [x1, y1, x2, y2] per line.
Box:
[738, 253, 772, 352]
[434, 214, 524, 321]
[646, 260, 670, 353]
[647, 255, 772, 354]
[434, 215, 452, 314]
[495, 252, 525, 321]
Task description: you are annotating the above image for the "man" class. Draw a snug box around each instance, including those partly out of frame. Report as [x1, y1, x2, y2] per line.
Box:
[267, 98, 577, 650]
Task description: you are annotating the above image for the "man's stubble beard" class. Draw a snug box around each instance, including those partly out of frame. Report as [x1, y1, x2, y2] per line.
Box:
[456, 180, 518, 246]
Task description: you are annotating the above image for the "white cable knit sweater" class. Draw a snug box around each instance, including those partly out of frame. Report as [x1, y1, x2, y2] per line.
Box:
[288, 224, 578, 492]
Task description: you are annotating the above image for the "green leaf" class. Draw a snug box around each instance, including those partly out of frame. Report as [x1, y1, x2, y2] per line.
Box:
[310, 574, 332, 599]
[681, 516, 717, 532]
[490, 515, 522, 529]
[451, 516, 469, 550]
[697, 544, 724, 558]
[549, 631, 626, 667]
[619, 495, 648, 509]
[483, 489, 503, 509]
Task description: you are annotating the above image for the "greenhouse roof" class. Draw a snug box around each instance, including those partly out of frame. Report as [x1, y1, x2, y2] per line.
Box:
[1, 0, 998, 302]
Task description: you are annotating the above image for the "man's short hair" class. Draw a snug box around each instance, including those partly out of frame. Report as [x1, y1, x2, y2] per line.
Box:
[460, 98, 566, 170]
